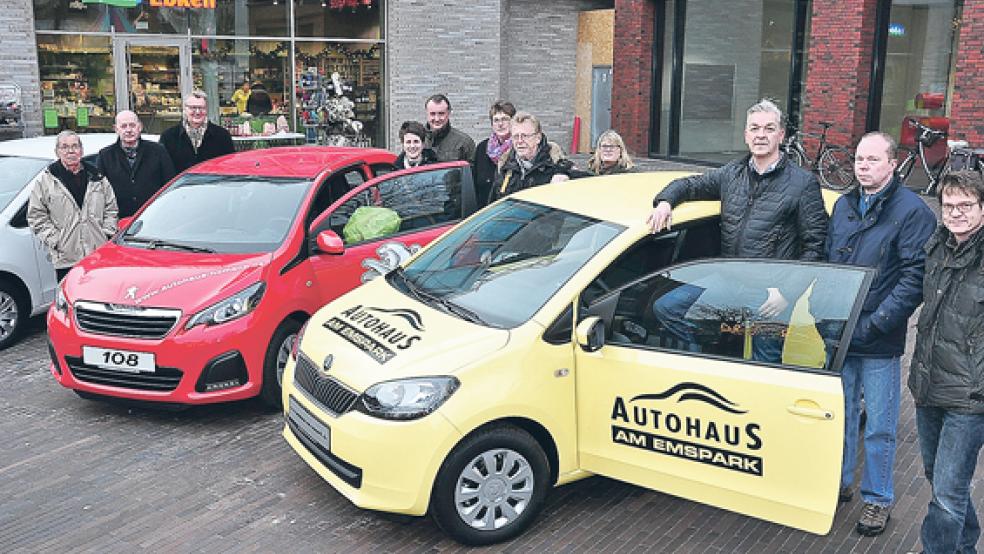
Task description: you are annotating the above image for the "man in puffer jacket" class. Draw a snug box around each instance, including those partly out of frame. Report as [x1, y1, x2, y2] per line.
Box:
[909, 171, 984, 554]
[489, 111, 574, 204]
[28, 130, 118, 281]
[645, 99, 827, 363]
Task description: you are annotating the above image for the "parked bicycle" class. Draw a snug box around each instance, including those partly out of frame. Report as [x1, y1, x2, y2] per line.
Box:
[782, 121, 855, 191]
[895, 119, 984, 196]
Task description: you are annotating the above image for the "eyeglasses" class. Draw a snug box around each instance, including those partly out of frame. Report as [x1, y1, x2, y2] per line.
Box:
[492, 116, 512, 124]
[57, 144, 82, 152]
[942, 201, 980, 215]
[185, 105, 207, 112]
[599, 144, 621, 151]
[512, 132, 540, 142]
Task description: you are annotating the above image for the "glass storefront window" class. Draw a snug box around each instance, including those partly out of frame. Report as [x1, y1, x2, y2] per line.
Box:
[34, 0, 189, 34]
[295, 0, 383, 39]
[878, 1, 959, 143]
[676, 0, 801, 162]
[192, 40, 292, 134]
[192, 0, 289, 37]
[37, 35, 115, 134]
[295, 41, 383, 147]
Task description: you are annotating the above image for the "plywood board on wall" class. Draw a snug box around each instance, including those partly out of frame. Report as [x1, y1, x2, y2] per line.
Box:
[575, 9, 613, 153]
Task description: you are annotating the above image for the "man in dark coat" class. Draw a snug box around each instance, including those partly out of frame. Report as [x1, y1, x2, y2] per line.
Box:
[826, 131, 936, 537]
[646, 99, 828, 362]
[489, 111, 573, 204]
[160, 90, 234, 174]
[424, 94, 476, 163]
[910, 171, 984, 554]
[96, 110, 176, 218]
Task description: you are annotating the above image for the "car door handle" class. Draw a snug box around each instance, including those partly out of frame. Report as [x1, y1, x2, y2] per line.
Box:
[786, 405, 834, 420]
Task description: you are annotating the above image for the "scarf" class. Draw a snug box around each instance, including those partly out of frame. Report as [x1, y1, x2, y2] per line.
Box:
[486, 133, 512, 164]
[122, 144, 139, 167]
[184, 121, 205, 153]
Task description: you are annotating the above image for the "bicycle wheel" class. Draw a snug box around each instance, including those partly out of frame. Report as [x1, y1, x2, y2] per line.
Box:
[817, 147, 856, 192]
[895, 146, 917, 182]
[784, 146, 806, 167]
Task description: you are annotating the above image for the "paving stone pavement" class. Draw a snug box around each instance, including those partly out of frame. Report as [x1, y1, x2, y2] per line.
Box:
[1, 172, 981, 553]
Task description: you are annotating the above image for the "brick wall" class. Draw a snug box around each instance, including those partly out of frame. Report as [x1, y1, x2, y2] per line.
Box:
[611, 0, 654, 157]
[0, 0, 40, 137]
[949, 0, 984, 146]
[800, 0, 878, 151]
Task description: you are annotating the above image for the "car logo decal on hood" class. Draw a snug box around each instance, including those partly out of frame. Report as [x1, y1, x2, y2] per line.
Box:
[323, 304, 423, 364]
[124, 286, 138, 301]
[360, 242, 421, 284]
[609, 383, 764, 476]
[321, 354, 334, 375]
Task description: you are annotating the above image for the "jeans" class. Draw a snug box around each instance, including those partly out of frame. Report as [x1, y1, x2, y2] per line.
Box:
[916, 406, 984, 554]
[651, 278, 785, 363]
[840, 355, 900, 507]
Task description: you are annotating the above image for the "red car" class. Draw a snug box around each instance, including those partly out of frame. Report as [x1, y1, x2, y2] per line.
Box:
[48, 147, 477, 407]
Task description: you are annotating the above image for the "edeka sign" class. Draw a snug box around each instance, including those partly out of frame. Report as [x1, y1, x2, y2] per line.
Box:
[82, 0, 217, 8]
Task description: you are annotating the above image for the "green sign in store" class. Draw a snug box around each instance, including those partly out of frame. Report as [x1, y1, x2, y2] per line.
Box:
[43, 109, 58, 129]
[77, 107, 90, 128]
[82, 0, 140, 6]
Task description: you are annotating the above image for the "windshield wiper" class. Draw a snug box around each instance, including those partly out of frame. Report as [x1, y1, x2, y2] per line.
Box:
[123, 236, 216, 253]
[389, 268, 486, 325]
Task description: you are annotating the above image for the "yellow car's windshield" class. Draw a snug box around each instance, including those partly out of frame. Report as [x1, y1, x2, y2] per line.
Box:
[391, 199, 623, 328]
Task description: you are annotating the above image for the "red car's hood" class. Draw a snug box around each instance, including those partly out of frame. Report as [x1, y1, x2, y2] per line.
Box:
[68, 243, 272, 311]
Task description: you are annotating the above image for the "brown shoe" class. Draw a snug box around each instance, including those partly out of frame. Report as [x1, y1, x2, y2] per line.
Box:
[856, 503, 890, 536]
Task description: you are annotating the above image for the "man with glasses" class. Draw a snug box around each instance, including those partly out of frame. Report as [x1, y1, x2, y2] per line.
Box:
[423, 94, 475, 163]
[909, 171, 984, 554]
[160, 90, 234, 174]
[27, 130, 118, 281]
[826, 131, 935, 537]
[488, 111, 573, 203]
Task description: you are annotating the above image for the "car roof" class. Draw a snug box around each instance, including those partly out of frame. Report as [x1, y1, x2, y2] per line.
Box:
[510, 171, 719, 229]
[186, 146, 396, 179]
[0, 133, 159, 160]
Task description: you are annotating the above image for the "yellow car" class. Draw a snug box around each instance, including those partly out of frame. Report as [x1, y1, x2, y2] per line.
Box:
[281, 172, 871, 545]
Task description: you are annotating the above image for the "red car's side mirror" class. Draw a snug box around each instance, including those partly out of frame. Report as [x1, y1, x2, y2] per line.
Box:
[315, 230, 345, 255]
[118, 216, 133, 230]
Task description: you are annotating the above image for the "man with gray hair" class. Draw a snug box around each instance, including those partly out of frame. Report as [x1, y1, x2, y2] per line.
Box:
[97, 110, 175, 217]
[27, 131, 118, 281]
[645, 99, 828, 362]
[160, 89, 234, 174]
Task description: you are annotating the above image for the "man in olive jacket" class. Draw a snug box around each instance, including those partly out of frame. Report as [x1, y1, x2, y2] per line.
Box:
[646, 99, 827, 362]
[28, 131, 118, 281]
[423, 94, 475, 163]
[910, 171, 984, 554]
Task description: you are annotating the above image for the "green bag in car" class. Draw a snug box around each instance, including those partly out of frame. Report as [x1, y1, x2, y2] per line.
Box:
[342, 206, 402, 243]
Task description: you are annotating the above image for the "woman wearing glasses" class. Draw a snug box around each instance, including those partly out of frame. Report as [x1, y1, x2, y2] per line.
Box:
[473, 100, 516, 208]
[584, 130, 635, 176]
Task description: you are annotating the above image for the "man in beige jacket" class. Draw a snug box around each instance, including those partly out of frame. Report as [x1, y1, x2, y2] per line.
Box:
[28, 130, 118, 281]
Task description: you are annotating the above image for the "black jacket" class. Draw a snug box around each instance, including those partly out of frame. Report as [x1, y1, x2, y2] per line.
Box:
[911, 226, 984, 413]
[246, 87, 273, 116]
[489, 137, 573, 204]
[426, 123, 476, 163]
[159, 122, 235, 174]
[473, 138, 498, 209]
[825, 177, 936, 358]
[654, 154, 828, 261]
[394, 147, 439, 170]
[96, 138, 176, 218]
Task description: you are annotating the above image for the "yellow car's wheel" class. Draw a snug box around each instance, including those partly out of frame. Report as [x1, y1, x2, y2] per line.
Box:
[431, 425, 550, 546]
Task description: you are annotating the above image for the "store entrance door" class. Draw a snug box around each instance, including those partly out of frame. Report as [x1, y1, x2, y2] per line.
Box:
[114, 38, 191, 135]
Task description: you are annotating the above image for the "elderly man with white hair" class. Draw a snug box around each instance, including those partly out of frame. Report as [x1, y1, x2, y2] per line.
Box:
[96, 110, 176, 218]
[27, 130, 118, 281]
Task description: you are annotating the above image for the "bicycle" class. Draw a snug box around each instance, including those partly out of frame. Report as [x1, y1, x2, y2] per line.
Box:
[782, 121, 855, 191]
[894, 119, 984, 196]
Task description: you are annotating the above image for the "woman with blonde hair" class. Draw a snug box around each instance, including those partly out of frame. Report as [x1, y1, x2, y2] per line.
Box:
[586, 130, 635, 176]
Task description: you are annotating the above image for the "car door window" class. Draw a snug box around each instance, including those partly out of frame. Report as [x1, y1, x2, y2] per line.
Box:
[328, 166, 466, 246]
[587, 259, 870, 372]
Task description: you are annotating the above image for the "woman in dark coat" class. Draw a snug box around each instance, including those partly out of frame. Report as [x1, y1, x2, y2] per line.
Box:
[472, 100, 516, 207]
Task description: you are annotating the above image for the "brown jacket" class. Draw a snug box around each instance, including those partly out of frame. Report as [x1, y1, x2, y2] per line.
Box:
[27, 162, 118, 269]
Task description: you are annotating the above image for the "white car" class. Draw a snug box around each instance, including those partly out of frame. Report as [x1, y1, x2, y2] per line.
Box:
[0, 133, 158, 349]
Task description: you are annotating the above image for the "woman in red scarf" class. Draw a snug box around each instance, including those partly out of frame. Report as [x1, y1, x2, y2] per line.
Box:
[472, 100, 516, 207]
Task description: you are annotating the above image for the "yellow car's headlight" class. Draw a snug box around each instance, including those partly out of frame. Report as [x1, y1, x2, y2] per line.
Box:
[356, 376, 459, 420]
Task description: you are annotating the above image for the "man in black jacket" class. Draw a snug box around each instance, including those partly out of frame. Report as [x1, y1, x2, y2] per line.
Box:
[160, 90, 234, 174]
[910, 171, 984, 554]
[97, 110, 176, 218]
[489, 111, 573, 204]
[646, 99, 828, 362]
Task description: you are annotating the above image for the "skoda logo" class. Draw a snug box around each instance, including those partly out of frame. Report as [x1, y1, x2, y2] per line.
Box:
[321, 354, 334, 375]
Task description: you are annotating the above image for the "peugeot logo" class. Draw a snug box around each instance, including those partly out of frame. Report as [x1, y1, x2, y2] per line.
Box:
[124, 286, 138, 301]
[321, 354, 334, 375]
